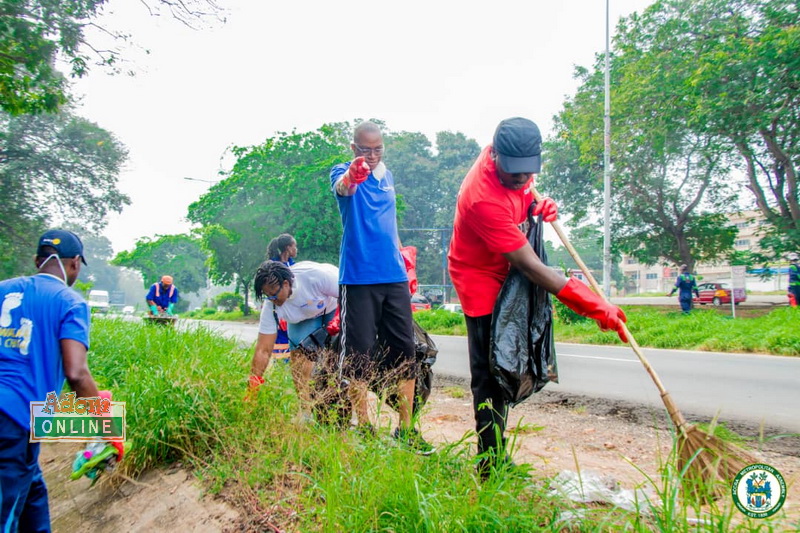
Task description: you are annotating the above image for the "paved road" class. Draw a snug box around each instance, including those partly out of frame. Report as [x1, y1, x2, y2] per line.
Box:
[432, 335, 800, 433]
[191, 320, 800, 434]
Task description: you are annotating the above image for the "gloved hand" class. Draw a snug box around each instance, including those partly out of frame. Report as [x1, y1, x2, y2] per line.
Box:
[400, 246, 418, 296]
[167, 303, 175, 315]
[279, 319, 288, 331]
[149, 305, 158, 315]
[556, 278, 628, 342]
[244, 375, 265, 402]
[532, 197, 558, 223]
[342, 157, 370, 187]
[325, 308, 341, 336]
[97, 390, 125, 461]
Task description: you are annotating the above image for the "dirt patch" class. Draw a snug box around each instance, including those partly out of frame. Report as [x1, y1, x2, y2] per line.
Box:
[42, 382, 799, 531]
[43, 444, 240, 532]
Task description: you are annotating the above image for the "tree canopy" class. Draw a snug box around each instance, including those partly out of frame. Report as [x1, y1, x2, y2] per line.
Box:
[187, 123, 351, 313]
[0, 110, 128, 278]
[0, 0, 225, 114]
[112, 234, 208, 294]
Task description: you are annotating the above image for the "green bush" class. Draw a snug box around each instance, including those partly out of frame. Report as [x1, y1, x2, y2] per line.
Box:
[413, 309, 467, 335]
[202, 307, 216, 316]
[215, 291, 243, 312]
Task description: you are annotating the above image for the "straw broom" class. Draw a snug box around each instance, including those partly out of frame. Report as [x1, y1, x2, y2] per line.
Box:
[532, 188, 758, 502]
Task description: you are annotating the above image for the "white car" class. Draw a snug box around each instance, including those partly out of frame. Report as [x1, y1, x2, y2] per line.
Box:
[441, 303, 463, 313]
[122, 305, 135, 315]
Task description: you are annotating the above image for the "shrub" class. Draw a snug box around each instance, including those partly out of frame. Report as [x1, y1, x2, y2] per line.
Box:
[215, 291, 243, 312]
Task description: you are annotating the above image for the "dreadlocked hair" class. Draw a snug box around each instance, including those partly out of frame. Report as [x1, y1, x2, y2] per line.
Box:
[266, 233, 295, 261]
[254, 260, 294, 301]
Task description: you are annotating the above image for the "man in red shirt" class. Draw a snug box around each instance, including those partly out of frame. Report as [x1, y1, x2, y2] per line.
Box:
[448, 117, 627, 475]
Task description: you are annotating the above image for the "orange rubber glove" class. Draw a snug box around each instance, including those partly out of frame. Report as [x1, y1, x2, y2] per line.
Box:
[342, 157, 370, 187]
[532, 197, 558, 223]
[244, 375, 265, 402]
[556, 278, 628, 342]
[325, 308, 341, 336]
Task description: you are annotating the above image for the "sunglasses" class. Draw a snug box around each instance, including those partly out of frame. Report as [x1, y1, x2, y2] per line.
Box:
[354, 144, 384, 156]
[265, 283, 282, 301]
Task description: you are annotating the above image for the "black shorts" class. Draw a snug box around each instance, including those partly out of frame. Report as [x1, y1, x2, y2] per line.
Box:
[338, 283, 417, 382]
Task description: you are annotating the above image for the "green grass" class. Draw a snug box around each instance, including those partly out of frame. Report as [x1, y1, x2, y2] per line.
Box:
[181, 307, 257, 322]
[413, 309, 467, 336]
[554, 306, 800, 356]
[416, 306, 800, 356]
[84, 319, 796, 531]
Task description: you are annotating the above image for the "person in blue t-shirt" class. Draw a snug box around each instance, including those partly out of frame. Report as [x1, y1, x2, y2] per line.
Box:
[267, 233, 298, 363]
[0, 229, 123, 532]
[146, 275, 180, 315]
[668, 264, 700, 313]
[330, 121, 433, 454]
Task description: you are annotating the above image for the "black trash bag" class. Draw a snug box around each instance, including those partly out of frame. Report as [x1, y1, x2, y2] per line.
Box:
[490, 204, 559, 406]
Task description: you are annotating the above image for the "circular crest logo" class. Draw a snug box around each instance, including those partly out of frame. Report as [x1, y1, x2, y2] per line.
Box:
[731, 463, 786, 519]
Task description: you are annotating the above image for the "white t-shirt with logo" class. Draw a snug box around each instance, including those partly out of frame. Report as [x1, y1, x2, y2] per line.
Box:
[257, 261, 339, 335]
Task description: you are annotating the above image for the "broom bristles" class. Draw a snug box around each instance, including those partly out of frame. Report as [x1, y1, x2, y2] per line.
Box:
[677, 424, 759, 503]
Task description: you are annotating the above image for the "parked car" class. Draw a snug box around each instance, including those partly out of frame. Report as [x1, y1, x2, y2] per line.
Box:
[693, 282, 747, 306]
[410, 294, 432, 312]
[441, 303, 463, 313]
[122, 305, 135, 315]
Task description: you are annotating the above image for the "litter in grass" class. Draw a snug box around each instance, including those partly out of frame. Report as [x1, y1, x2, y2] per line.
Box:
[550, 470, 654, 512]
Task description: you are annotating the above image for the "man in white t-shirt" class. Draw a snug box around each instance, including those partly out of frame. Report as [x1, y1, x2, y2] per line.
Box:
[246, 260, 339, 412]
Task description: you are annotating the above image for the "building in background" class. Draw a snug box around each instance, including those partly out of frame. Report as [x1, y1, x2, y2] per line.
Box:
[620, 210, 790, 294]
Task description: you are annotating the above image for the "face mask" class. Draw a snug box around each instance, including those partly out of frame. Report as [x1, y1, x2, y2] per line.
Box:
[39, 254, 73, 286]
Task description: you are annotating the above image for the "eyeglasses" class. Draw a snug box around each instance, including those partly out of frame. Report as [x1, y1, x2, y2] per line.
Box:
[354, 144, 384, 156]
[265, 284, 282, 301]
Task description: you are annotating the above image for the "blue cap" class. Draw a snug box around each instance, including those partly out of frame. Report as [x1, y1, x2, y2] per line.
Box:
[493, 117, 542, 174]
[37, 229, 87, 265]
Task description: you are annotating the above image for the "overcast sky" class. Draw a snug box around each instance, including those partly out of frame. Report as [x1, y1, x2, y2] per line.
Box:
[72, 0, 654, 254]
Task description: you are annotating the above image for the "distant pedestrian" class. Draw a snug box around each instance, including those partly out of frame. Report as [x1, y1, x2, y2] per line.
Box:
[788, 253, 800, 307]
[146, 275, 179, 316]
[668, 265, 699, 313]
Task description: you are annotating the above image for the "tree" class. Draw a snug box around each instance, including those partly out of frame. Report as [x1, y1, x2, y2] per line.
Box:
[388, 130, 479, 287]
[0, 110, 128, 278]
[605, 0, 800, 258]
[0, 0, 225, 114]
[112, 234, 208, 294]
[540, 2, 742, 272]
[188, 123, 350, 314]
[72, 230, 120, 291]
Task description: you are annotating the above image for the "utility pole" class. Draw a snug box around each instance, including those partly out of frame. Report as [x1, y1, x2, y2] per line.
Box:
[603, 0, 612, 297]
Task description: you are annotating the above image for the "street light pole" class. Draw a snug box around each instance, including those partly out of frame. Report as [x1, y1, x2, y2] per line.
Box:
[183, 177, 219, 185]
[603, 0, 612, 297]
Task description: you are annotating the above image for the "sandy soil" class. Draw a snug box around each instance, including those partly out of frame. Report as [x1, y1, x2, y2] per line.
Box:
[43, 380, 799, 532]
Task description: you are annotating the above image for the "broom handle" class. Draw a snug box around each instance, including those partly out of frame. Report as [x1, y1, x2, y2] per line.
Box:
[533, 188, 684, 423]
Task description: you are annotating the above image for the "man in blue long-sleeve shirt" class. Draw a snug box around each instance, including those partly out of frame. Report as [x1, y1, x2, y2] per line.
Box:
[146, 275, 180, 316]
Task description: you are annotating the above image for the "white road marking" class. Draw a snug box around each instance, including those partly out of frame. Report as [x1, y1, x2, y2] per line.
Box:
[559, 353, 638, 363]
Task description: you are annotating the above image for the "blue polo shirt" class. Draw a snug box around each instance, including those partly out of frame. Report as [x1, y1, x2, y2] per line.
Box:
[146, 282, 180, 308]
[0, 274, 90, 430]
[331, 162, 407, 285]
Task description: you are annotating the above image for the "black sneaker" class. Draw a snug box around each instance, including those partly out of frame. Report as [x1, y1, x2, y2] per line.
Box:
[392, 427, 436, 456]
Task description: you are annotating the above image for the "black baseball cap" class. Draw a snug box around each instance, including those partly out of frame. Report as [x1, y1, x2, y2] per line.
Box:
[493, 117, 542, 174]
[37, 229, 87, 265]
